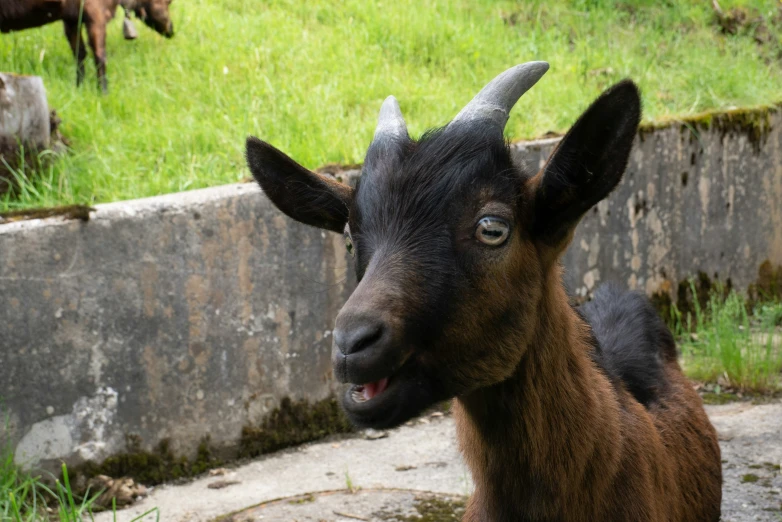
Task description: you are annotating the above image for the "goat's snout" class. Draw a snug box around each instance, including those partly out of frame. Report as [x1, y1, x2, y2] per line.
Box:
[334, 320, 384, 355]
[332, 314, 404, 385]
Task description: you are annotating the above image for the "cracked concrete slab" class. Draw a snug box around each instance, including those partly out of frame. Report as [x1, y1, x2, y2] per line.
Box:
[97, 401, 782, 522]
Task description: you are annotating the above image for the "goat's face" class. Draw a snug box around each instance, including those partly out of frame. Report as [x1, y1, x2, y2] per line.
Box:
[246, 63, 640, 429]
[133, 0, 174, 38]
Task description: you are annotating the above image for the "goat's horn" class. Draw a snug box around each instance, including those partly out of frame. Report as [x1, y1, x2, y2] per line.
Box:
[450, 61, 549, 130]
[374, 95, 408, 141]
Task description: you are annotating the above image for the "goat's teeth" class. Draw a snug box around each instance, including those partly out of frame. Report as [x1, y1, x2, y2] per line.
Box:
[351, 387, 367, 403]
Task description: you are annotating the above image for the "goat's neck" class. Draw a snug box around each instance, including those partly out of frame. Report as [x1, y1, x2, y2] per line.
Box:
[455, 272, 623, 520]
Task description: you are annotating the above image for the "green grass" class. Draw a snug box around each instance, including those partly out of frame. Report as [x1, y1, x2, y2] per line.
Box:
[1, 445, 98, 521]
[0, 458, 159, 522]
[1, 418, 159, 522]
[676, 286, 782, 392]
[1, 0, 782, 210]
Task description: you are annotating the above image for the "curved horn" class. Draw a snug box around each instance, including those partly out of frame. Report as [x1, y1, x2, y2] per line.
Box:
[450, 61, 549, 130]
[373, 95, 408, 141]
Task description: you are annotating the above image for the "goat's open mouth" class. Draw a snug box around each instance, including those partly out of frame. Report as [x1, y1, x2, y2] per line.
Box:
[340, 359, 443, 430]
[349, 377, 390, 403]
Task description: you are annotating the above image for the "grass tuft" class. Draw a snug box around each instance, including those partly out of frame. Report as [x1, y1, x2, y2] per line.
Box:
[1, 415, 160, 521]
[675, 283, 782, 392]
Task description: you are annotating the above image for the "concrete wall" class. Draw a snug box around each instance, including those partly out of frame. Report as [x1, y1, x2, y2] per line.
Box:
[1, 105, 780, 474]
[0, 185, 353, 471]
[514, 107, 782, 298]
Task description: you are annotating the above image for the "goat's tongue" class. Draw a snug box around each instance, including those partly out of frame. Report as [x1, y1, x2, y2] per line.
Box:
[362, 377, 389, 401]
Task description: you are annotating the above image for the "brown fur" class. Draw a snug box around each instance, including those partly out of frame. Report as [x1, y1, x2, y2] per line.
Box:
[454, 266, 721, 521]
[0, 0, 173, 92]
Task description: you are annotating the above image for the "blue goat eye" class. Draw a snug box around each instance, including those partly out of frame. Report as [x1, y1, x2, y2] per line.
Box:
[475, 217, 509, 246]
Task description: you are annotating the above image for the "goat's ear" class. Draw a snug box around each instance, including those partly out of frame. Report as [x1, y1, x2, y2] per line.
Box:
[530, 80, 641, 250]
[246, 137, 353, 233]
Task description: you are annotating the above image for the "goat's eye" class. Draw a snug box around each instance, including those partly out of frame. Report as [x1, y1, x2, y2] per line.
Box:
[345, 235, 355, 256]
[475, 217, 509, 246]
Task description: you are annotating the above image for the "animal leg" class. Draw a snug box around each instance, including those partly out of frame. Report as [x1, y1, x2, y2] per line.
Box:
[86, 22, 108, 93]
[63, 21, 87, 86]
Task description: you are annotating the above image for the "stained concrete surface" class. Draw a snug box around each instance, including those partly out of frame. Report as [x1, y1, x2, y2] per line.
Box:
[711, 402, 782, 521]
[0, 183, 354, 472]
[97, 401, 782, 522]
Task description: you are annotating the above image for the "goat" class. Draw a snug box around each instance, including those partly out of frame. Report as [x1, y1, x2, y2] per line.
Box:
[244, 62, 723, 521]
[0, 0, 174, 92]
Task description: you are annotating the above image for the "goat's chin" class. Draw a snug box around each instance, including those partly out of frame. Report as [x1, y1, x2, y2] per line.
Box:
[340, 366, 445, 429]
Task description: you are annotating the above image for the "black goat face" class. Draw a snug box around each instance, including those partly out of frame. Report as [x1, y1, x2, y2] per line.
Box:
[246, 63, 641, 429]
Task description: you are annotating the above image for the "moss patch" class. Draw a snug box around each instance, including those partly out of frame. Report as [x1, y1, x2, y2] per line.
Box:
[288, 493, 316, 504]
[699, 106, 774, 151]
[651, 271, 725, 329]
[404, 495, 466, 522]
[748, 260, 782, 305]
[639, 103, 779, 152]
[376, 494, 467, 522]
[651, 260, 782, 329]
[742, 473, 761, 483]
[67, 396, 353, 505]
[700, 392, 742, 405]
[69, 435, 221, 492]
[0, 204, 94, 224]
[238, 396, 353, 459]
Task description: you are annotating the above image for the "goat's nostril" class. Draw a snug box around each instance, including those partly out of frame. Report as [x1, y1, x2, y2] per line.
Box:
[334, 322, 385, 355]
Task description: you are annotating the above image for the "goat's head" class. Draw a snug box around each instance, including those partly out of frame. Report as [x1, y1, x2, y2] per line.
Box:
[127, 0, 174, 38]
[246, 63, 641, 429]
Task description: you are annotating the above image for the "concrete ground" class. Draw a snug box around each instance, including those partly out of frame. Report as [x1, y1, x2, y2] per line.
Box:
[97, 402, 782, 522]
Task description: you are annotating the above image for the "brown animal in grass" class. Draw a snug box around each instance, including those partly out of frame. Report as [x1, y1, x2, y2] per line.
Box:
[0, 0, 174, 92]
[244, 63, 723, 521]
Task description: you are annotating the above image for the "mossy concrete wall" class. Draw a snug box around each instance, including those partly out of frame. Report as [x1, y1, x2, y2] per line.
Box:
[0, 105, 780, 475]
[0, 185, 353, 473]
[515, 106, 782, 299]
